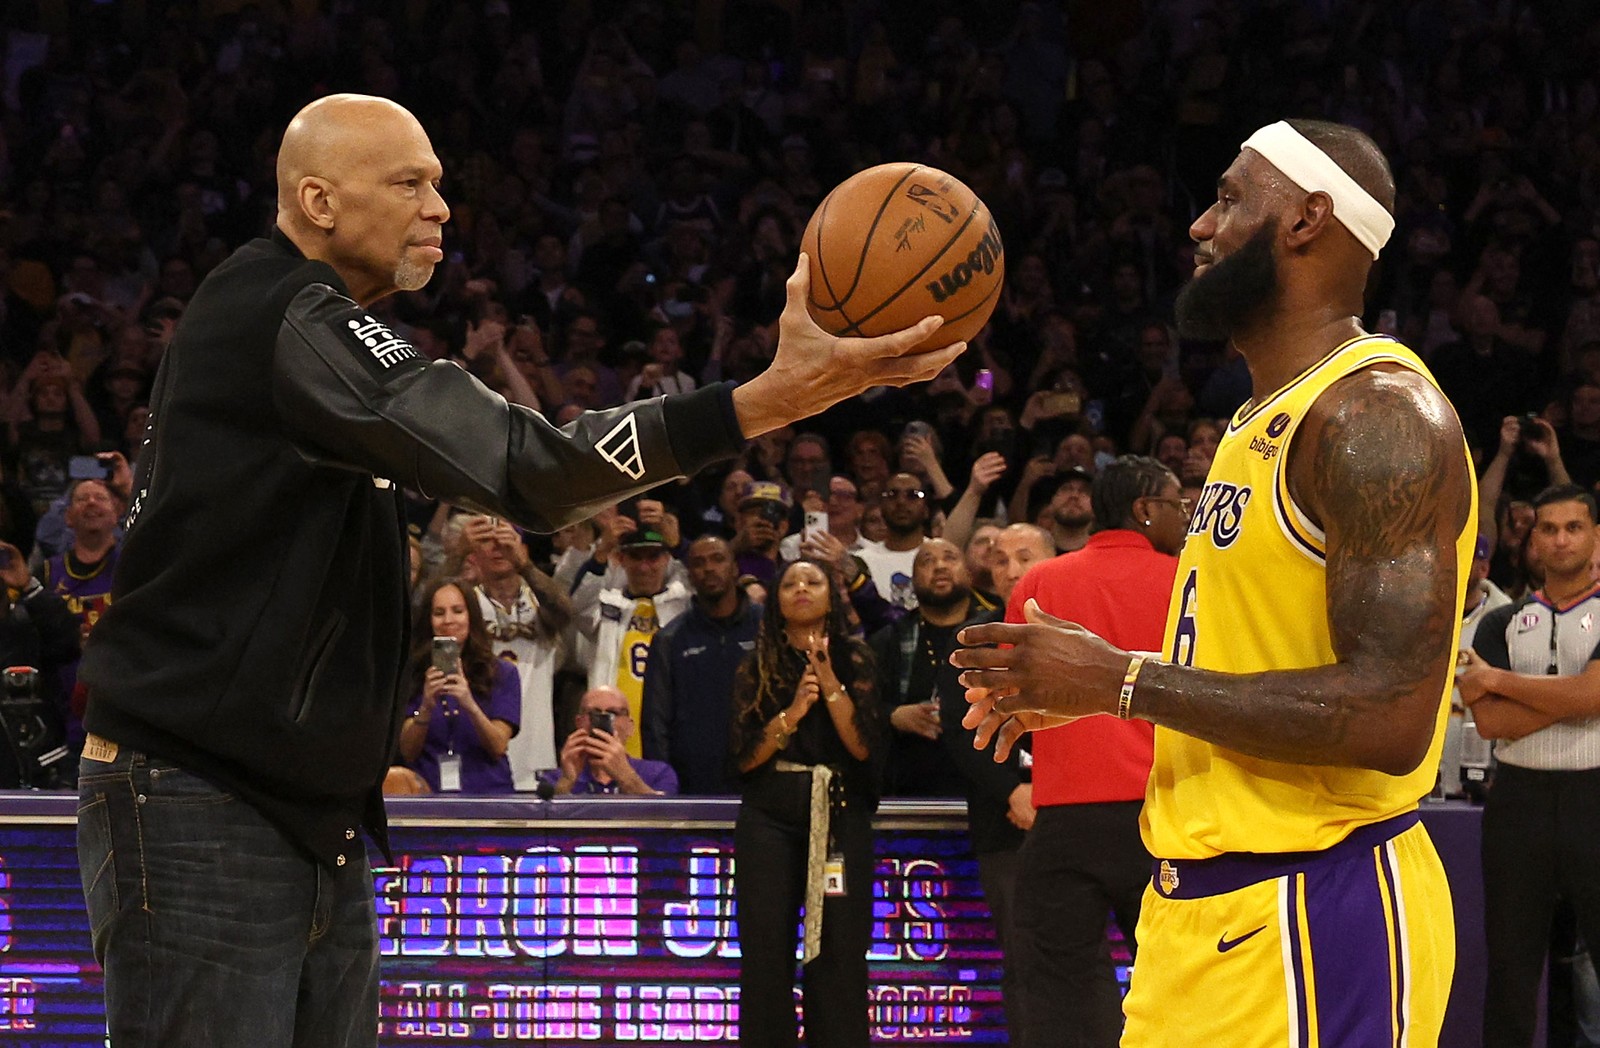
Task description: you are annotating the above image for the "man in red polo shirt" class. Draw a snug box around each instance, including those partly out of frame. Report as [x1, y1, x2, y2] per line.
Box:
[1004, 455, 1186, 1048]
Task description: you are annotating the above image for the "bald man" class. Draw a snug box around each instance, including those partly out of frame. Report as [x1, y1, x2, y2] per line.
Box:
[957, 120, 1475, 1046]
[991, 523, 1057, 605]
[868, 539, 1024, 1030]
[74, 94, 960, 1048]
[545, 684, 678, 797]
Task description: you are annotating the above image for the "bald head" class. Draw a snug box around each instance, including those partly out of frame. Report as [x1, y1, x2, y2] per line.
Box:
[992, 523, 1056, 603]
[581, 684, 627, 710]
[578, 685, 633, 740]
[276, 94, 449, 305]
[913, 537, 964, 572]
[913, 538, 972, 613]
[278, 95, 420, 217]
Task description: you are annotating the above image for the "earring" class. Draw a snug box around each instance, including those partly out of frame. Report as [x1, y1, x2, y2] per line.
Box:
[1143, 519, 1152, 526]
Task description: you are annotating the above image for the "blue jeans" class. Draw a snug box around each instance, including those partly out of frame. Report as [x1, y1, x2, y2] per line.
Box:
[76, 747, 379, 1048]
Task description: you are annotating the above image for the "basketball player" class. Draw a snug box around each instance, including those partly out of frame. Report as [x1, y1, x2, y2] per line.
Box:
[953, 119, 1476, 1047]
[73, 94, 961, 1048]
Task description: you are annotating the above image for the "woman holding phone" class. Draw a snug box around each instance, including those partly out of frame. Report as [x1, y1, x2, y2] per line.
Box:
[730, 558, 882, 1048]
[397, 576, 521, 793]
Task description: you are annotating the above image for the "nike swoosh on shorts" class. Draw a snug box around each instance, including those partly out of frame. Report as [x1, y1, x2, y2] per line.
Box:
[1216, 926, 1267, 953]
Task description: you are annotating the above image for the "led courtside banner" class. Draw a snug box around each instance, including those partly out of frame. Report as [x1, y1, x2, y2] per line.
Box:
[0, 795, 1130, 1045]
[0, 795, 1488, 1046]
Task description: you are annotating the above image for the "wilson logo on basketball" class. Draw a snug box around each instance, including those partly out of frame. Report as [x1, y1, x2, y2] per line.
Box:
[925, 220, 1004, 304]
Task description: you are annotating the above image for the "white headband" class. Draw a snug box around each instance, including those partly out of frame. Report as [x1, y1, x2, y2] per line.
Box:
[1240, 121, 1394, 260]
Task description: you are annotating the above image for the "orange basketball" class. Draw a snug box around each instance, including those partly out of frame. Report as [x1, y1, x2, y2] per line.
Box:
[801, 162, 1004, 351]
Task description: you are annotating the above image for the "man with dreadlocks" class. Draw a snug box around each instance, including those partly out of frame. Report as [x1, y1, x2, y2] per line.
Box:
[1002, 456, 1185, 1048]
[729, 558, 882, 1048]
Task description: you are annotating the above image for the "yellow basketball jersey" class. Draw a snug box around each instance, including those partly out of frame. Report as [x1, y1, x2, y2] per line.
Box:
[616, 597, 658, 758]
[1143, 335, 1477, 859]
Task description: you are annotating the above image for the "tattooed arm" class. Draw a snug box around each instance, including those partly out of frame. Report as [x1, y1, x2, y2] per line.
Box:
[956, 365, 1473, 775]
[1134, 365, 1471, 772]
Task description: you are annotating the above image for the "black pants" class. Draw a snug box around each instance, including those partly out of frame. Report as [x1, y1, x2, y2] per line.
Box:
[977, 847, 1024, 1041]
[1013, 801, 1148, 1048]
[735, 773, 874, 1048]
[1482, 764, 1600, 1048]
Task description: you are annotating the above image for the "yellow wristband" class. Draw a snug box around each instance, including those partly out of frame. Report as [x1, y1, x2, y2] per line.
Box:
[1118, 655, 1145, 720]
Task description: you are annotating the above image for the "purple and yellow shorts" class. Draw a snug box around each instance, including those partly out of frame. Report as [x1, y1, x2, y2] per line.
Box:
[1122, 812, 1453, 1048]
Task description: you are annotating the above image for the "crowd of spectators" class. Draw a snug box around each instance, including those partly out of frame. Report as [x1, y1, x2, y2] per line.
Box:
[2, 0, 1600, 793]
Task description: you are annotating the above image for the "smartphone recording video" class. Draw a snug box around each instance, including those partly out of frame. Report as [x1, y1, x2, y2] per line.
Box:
[68, 455, 109, 481]
[431, 636, 461, 675]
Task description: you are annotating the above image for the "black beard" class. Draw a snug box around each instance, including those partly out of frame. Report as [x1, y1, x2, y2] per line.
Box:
[887, 518, 925, 539]
[915, 583, 971, 612]
[695, 581, 732, 604]
[1055, 508, 1092, 530]
[1175, 222, 1280, 341]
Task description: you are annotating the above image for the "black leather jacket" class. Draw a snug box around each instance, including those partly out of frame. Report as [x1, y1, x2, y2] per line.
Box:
[82, 230, 743, 865]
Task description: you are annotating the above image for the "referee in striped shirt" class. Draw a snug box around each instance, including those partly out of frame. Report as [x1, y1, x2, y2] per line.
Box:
[1460, 482, 1600, 1048]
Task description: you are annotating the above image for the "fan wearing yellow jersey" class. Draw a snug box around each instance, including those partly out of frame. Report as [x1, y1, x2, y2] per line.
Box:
[955, 119, 1476, 1048]
[574, 526, 692, 758]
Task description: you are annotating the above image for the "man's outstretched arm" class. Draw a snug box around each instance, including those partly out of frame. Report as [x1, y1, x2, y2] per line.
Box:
[273, 256, 961, 534]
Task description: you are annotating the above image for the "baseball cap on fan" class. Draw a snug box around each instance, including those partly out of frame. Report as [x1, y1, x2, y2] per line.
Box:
[739, 480, 792, 510]
[740, 481, 792, 526]
[620, 529, 671, 552]
[1059, 465, 1093, 485]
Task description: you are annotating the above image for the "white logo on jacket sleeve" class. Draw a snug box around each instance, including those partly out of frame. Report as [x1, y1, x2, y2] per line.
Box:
[596, 414, 645, 480]
[346, 316, 420, 369]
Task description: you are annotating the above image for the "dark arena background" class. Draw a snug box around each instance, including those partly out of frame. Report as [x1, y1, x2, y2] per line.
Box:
[0, 0, 1594, 1044]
